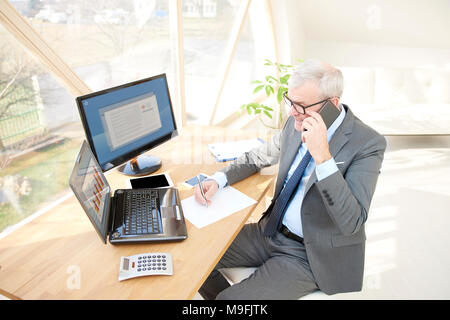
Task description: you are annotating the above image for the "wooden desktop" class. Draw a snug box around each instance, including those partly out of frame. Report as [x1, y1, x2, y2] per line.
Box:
[0, 126, 274, 299]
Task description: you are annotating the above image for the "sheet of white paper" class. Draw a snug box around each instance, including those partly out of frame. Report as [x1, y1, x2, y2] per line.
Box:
[181, 186, 257, 229]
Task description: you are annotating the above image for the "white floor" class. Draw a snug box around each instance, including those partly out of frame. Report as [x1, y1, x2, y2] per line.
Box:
[354, 135, 450, 299]
[195, 135, 450, 300]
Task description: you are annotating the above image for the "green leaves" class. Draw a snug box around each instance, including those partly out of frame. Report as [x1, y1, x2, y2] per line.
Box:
[240, 103, 273, 119]
[277, 86, 287, 104]
[265, 85, 274, 97]
[253, 85, 265, 94]
[243, 58, 302, 121]
[280, 74, 290, 85]
[251, 59, 295, 98]
[265, 75, 278, 84]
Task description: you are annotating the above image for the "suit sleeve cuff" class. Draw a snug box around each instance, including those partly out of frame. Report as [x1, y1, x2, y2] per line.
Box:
[209, 171, 228, 189]
[315, 157, 339, 181]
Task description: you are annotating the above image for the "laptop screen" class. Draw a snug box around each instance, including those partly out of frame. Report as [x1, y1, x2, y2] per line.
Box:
[69, 141, 111, 243]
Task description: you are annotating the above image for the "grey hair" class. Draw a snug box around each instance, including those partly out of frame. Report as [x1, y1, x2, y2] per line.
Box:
[288, 59, 344, 99]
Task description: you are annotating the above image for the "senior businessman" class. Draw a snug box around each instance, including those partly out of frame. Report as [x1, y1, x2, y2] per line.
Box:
[195, 59, 386, 300]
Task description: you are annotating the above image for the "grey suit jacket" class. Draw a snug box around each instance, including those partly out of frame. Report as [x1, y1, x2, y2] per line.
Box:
[219, 105, 387, 294]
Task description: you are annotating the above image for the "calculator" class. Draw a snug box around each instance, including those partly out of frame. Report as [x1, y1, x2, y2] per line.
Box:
[118, 252, 173, 281]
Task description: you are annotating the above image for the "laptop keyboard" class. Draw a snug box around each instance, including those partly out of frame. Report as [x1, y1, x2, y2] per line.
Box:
[123, 190, 161, 235]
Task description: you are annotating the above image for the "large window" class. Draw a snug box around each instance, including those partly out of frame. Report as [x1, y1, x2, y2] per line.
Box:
[182, 0, 276, 125]
[15, 0, 176, 92]
[182, 0, 250, 124]
[0, 23, 83, 233]
[1, 0, 277, 234]
[0, 0, 178, 233]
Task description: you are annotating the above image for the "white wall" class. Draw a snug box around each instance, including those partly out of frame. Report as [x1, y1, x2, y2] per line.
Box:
[270, 0, 450, 134]
[305, 40, 450, 69]
[272, 0, 450, 68]
[269, 0, 306, 64]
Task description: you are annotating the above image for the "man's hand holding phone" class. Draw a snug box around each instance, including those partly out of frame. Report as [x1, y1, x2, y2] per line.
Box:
[194, 180, 219, 206]
[301, 110, 332, 165]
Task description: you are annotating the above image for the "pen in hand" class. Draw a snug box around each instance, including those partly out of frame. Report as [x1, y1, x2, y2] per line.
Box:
[197, 175, 208, 207]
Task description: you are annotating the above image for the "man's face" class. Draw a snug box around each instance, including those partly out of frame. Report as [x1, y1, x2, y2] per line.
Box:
[287, 81, 328, 133]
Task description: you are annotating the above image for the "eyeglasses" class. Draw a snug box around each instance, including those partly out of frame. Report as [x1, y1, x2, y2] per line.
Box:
[283, 91, 329, 114]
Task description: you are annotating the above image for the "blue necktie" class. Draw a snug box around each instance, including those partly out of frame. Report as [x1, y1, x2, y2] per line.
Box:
[264, 151, 312, 237]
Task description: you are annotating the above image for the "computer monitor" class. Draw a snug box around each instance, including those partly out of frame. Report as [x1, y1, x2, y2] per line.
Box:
[76, 74, 178, 176]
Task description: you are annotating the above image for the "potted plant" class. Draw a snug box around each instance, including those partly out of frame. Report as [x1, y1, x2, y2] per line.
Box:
[239, 59, 303, 129]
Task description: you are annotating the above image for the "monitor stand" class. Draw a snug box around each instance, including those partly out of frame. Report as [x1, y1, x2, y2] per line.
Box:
[117, 155, 162, 176]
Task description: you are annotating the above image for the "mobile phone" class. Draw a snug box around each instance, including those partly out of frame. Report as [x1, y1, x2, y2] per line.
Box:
[318, 100, 341, 129]
[182, 173, 209, 189]
[127, 173, 174, 189]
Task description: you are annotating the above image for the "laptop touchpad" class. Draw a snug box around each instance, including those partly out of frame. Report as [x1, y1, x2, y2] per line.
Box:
[161, 206, 182, 220]
[161, 206, 175, 218]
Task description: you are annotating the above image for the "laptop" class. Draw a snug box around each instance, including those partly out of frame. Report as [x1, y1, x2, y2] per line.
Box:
[69, 141, 188, 244]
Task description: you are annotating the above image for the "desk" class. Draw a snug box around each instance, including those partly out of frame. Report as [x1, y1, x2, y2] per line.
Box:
[0, 126, 274, 299]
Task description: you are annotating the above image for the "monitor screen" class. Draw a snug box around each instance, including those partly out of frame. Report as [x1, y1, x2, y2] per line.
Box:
[76, 74, 177, 172]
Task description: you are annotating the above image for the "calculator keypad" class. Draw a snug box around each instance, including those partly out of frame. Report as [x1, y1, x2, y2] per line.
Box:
[119, 252, 173, 281]
[137, 255, 167, 272]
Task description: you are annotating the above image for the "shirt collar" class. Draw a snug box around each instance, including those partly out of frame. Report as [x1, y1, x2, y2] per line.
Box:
[327, 103, 346, 141]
